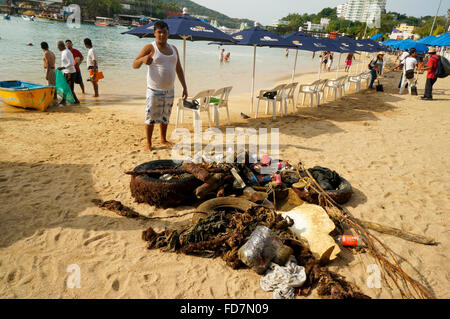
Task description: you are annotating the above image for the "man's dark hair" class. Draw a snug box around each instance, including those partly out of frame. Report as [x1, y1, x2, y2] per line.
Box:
[154, 20, 169, 31]
[410, 48, 416, 54]
[65, 39, 72, 44]
[41, 42, 49, 50]
[84, 38, 92, 46]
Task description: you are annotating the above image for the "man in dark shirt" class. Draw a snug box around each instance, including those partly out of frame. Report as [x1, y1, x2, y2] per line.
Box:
[420, 47, 439, 100]
[65, 39, 85, 94]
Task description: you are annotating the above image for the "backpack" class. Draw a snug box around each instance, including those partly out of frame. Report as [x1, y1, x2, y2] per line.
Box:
[434, 56, 450, 78]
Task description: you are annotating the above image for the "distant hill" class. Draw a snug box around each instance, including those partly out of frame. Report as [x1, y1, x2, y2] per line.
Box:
[160, 0, 254, 29]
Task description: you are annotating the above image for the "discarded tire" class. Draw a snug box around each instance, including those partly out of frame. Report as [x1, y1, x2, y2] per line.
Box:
[196, 197, 256, 214]
[130, 160, 203, 208]
[293, 177, 353, 205]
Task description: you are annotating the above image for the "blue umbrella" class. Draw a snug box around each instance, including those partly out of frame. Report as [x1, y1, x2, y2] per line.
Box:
[123, 13, 234, 71]
[227, 26, 293, 113]
[281, 32, 325, 81]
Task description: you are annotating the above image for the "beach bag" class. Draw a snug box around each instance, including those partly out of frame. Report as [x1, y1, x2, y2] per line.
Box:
[405, 69, 415, 79]
[410, 85, 418, 96]
[434, 56, 450, 78]
[55, 69, 75, 104]
[263, 91, 277, 99]
[88, 69, 104, 82]
[376, 80, 384, 92]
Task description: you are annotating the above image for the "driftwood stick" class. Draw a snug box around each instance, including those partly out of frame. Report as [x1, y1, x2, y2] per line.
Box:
[355, 218, 438, 246]
[182, 162, 211, 183]
[195, 173, 227, 200]
[125, 169, 186, 176]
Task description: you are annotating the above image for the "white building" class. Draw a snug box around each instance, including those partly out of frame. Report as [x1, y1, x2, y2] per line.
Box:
[337, 0, 386, 27]
[303, 21, 325, 32]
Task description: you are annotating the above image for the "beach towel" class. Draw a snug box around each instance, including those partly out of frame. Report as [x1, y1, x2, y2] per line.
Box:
[55, 69, 75, 104]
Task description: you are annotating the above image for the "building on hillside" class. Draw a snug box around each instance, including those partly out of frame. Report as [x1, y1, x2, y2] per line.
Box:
[389, 26, 420, 40]
[270, 19, 289, 27]
[320, 18, 330, 28]
[303, 21, 325, 32]
[337, 0, 386, 27]
[395, 23, 415, 33]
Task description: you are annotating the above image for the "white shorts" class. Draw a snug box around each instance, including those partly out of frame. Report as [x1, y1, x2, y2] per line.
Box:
[145, 87, 174, 125]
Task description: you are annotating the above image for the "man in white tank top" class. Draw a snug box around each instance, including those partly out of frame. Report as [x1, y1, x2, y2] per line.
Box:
[133, 21, 188, 151]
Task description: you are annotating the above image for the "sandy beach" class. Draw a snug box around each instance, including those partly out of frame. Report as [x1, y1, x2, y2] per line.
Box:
[0, 61, 449, 299]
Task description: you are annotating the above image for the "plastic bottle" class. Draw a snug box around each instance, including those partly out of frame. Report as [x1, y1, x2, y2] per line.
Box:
[335, 235, 363, 247]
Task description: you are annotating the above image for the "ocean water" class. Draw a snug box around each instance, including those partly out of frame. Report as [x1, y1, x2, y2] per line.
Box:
[0, 17, 322, 98]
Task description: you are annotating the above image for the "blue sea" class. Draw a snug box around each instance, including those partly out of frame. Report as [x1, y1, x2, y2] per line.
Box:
[0, 16, 321, 98]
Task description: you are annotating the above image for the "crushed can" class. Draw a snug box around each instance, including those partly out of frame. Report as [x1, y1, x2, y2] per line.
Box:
[261, 154, 271, 166]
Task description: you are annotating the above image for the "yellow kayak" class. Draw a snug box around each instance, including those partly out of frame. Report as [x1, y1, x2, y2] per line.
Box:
[0, 81, 55, 111]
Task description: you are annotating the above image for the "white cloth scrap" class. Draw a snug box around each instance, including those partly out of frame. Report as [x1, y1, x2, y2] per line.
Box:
[260, 256, 306, 299]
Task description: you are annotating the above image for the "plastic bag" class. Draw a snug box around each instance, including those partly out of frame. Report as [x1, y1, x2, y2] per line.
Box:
[238, 226, 283, 274]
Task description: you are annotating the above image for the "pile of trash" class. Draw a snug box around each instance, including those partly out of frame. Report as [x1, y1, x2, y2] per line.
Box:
[129, 156, 371, 299]
[128, 154, 353, 209]
[142, 204, 369, 299]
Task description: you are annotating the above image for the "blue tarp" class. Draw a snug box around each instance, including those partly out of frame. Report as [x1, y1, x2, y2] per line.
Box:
[429, 33, 450, 46]
[371, 34, 383, 40]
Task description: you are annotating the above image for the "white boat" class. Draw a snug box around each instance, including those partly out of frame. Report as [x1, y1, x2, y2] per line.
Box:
[22, 15, 35, 21]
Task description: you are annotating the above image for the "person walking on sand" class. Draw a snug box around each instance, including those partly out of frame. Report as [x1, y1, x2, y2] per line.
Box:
[133, 20, 188, 151]
[345, 53, 355, 72]
[40, 42, 57, 99]
[224, 52, 231, 62]
[327, 52, 334, 72]
[57, 40, 80, 105]
[321, 51, 329, 72]
[368, 52, 384, 89]
[399, 48, 417, 95]
[219, 48, 225, 62]
[65, 39, 85, 94]
[84, 38, 99, 97]
[420, 47, 439, 101]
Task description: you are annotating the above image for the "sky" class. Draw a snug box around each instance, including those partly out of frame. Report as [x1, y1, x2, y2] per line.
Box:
[192, 0, 448, 25]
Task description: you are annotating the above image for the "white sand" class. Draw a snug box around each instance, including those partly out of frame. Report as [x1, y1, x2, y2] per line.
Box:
[0, 61, 449, 298]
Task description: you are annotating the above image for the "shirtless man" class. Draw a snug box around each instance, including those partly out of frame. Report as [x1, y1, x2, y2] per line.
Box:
[133, 20, 188, 151]
[41, 42, 57, 99]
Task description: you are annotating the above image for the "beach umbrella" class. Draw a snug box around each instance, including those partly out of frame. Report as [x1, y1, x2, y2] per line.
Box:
[123, 13, 234, 73]
[225, 26, 293, 113]
[281, 32, 319, 82]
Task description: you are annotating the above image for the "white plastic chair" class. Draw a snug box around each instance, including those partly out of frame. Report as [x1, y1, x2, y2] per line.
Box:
[209, 86, 232, 127]
[279, 82, 298, 114]
[346, 73, 362, 92]
[326, 76, 347, 100]
[255, 84, 286, 119]
[316, 79, 329, 106]
[297, 80, 320, 107]
[175, 89, 215, 129]
[359, 71, 371, 89]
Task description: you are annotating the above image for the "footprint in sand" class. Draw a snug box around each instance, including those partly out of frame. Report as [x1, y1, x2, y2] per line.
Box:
[83, 233, 108, 246]
[112, 279, 120, 291]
